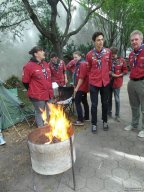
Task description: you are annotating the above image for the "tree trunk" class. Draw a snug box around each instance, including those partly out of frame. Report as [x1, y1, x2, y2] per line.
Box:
[52, 41, 64, 58]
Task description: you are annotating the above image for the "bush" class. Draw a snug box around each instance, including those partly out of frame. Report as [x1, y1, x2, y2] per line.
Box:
[63, 41, 93, 63]
[77, 42, 93, 57]
[63, 41, 77, 62]
[4, 75, 23, 89]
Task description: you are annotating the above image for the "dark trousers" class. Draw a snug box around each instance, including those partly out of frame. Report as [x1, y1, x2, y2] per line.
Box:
[75, 91, 89, 122]
[90, 84, 109, 125]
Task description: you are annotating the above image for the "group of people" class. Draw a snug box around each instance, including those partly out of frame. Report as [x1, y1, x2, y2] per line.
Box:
[22, 29, 144, 138]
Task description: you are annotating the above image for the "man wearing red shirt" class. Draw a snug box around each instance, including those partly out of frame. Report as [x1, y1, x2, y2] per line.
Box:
[72, 51, 89, 126]
[22, 46, 53, 127]
[66, 59, 76, 73]
[124, 30, 144, 138]
[86, 32, 111, 133]
[108, 47, 128, 122]
[49, 52, 68, 86]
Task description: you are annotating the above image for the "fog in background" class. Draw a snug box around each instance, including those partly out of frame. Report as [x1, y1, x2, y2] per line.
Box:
[0, 3, 96, 81]
[0, 24, 40, 82]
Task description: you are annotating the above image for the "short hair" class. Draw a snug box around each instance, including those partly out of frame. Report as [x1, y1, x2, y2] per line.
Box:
[130, 30, 143, 41]
[50, 52, 58, 58]
[92, 32, 104, 41]
[73, 51, 83, 57]
[110, 47, 118, 54]
[29, 46, 43, 55]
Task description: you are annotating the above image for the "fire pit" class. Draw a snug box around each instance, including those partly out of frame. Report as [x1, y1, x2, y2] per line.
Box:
[28, 104, 76, 175]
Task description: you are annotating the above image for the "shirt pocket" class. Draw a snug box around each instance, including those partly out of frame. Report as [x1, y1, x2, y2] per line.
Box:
[33, 70, 43, 79]
[138, 57, 144, 68]
[104, 56, 110, 65]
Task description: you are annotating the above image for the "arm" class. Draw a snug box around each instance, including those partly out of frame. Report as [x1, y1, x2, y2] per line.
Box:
[23, 82, 29, 90]
[74, 78, 84, 92]
[64, 73, 68, 84]
[74, 62, 87, 92]
[86, 52, 92, 71]
[63, 61, 68, 84]
[121, 58, 128, 75]
[22, 64, 31, 89]
[66, 60, 76, 73]
[111, 58, 128, 78]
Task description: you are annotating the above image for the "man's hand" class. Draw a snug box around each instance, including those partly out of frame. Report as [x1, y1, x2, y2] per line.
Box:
[111, 73, 123, 78]
[74, 87, 78, 93]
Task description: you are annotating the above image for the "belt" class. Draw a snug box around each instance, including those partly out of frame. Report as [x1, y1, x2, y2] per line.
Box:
[131, 77, 144, 81]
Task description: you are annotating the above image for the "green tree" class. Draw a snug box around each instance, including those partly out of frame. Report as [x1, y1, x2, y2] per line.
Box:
[120, 0, 144, 55]
[93, 0, 144, 56]
[20, 0, 106, 57]
[0, 0, 29, 37]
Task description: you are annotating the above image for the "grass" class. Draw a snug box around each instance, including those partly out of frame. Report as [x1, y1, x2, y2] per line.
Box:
[18, 86, 32, 107]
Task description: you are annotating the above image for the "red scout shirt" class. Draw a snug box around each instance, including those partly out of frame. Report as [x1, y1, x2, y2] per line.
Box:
[74, 60, 89, 93]
[22, 60, 53, 100]
[66, 59, 76, 73]
[129, 48, 144, 79]
[111, 57, 128, 89]
[49, 60, 66, 86]
[86, 48, 111, 87]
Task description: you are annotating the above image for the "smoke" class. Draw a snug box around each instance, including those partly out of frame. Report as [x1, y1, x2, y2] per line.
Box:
[0, 3, 96, 82]
[0, 24, 40, 81]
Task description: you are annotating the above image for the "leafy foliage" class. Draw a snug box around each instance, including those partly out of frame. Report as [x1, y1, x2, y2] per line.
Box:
[0, 0, 29, 37]
[38, 37, 93, 62]
[4, 75, 22, 89]
[63, 41, 77, 62]
[1, 0, 105, 57]
[1, 0, 144, 58]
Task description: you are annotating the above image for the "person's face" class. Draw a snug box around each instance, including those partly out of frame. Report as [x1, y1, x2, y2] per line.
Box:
[130, 34, 143, 51]
[73, 54, 81, 62]
[94, 35, 104, 51]
[51, 57, 58, 64]
[35, 50, 45, 61]
[112, 53, 118, 59]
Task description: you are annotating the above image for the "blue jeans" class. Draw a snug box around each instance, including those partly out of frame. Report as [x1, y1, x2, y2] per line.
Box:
[75, 91, 89, 122]
[30, 98, 50, 127]
[108, 87, 120, 117]
[90, 84, 109, 125]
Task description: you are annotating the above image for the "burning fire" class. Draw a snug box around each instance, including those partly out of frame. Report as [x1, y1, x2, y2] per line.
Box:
[41, 104, 72, 143]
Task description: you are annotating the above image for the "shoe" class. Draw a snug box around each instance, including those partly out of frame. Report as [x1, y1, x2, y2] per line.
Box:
[124, 125, 137, 131]
[103, 122, 109, 131]
[138, 130, 144, 138]
[84, 116, 90, 121]
[84, 119, 90, 122]
[108, 113, 112, 118]
[72, 120, 84, 126]
[0, 133, 6, 145]
[115, 116, 120, 122]
[91, 125, 97, 134]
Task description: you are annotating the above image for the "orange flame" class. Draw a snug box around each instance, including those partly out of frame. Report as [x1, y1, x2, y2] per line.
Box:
[40, 108, 48, 125]
[41, 103, 71, 143]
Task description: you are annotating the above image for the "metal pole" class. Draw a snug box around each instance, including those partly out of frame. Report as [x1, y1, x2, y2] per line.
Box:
[28, 143, 38, 192]
[69, 136, 76, 191]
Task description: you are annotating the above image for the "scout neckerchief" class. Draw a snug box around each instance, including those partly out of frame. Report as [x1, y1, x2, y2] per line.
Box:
[111, 58, 117, 73]
[93, 48, 105, 69]
[31, 57, 48, 79]
[73, 58, 85, 86]
[133, 44, 144, 67]
[52, 59, 60, 71]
